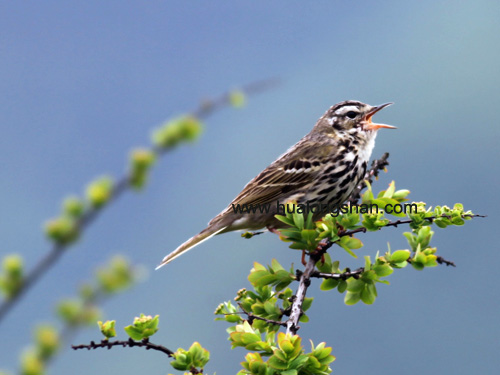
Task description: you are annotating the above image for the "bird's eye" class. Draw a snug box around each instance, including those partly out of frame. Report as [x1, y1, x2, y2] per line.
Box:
[345, 111, 358, 119]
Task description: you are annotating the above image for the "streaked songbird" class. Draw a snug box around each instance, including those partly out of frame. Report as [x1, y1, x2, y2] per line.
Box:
[157, 100, 395, 269]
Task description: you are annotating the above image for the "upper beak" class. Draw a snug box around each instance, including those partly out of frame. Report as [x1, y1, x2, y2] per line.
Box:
[364, 102, 396, 131]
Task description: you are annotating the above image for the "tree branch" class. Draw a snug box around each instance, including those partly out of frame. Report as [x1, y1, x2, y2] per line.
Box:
[337, 213, 485, 239]
[286, 248, 326, 336]
[0, 78, 279, 325]
[237, 303, 286, 327]
[309, 267, 364, 280]
[71, 337, 174, 357]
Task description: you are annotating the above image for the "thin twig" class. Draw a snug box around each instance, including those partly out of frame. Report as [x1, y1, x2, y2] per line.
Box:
[337, 213, 485, 239]
[310, 267, 364, 280]
[436, 256, 456, 267]
[0, 78, 279, 325]
[237, 303, 286, 327]
[71, 337, 174, 357]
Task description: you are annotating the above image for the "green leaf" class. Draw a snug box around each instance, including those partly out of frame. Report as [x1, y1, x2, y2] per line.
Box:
[301, 229, 317, 244]
[373, 264, 393, 277]
[293, 209, 304, 230]
[390, 250, 411, 263]
[347, 279, 364, 293]
[337, 280, 347, 293]
[340, 236, 363, 250]
[320, 278, 339, 291]
[361, 283, 377, 304]
[248, 270, 276, 286]
[275, 214, 295, 227]
[344, 292, 361, 305]
[268, 354, 288, 370]
[383, 181, 396, 198]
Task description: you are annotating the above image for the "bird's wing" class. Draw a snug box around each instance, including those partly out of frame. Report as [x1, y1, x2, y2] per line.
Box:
[210, 144, 332, 226]
[230, 159, 318, 206]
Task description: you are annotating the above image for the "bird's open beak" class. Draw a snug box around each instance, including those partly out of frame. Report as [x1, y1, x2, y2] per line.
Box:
[364, 102, 396, 131]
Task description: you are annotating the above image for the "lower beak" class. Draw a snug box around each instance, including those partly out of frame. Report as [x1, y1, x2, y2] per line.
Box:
[364, 102, 397, 131]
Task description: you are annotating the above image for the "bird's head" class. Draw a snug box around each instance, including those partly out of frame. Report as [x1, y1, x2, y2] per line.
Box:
[314, 100, 396, 137]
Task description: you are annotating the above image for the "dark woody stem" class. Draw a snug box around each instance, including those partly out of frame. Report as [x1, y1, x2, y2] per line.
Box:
[0, 78, 279, 325]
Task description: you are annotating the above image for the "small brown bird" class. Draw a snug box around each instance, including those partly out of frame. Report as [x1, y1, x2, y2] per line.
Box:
[156, 100, 395, 269]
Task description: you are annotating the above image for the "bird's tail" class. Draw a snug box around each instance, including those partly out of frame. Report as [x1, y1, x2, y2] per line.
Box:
[155, 225, 227, 270]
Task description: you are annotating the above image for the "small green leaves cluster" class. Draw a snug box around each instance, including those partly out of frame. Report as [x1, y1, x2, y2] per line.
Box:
[97, 314, 159, 342]
[129, 148, 156, 189]
[95, 255, 136, 294]
[44, 201, 82, 245]
[124, 314, 159, 340]
[316, 225, 447, 306]
[44, 175, 114, 245]
[248, 260, 296, 292]
[361, 180, 410, 218]
[98, 320, 117, 339]
[0, 254, 23, 299]
[216, 259, 332, 374]
[276, 203, 364, 258]
[216, 259, 313, 331]
[57, 298, 101, 327]
[93, 315, 210, 374]
[15, 256, 139, 375]
[275, 206, 319, 251]
[170, 342, 210, 373]
[316, 254, 378, 305]
[408, 203, 473, 229]
[152, 115, 203, 149]
[57, 256, 137, 326]
[229, 323, 335, 375]
[86, 176, 114, 208]
[20, 324, 60, 375]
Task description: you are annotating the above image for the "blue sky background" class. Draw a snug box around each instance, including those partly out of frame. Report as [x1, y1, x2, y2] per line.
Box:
[1, 1, 499, 374]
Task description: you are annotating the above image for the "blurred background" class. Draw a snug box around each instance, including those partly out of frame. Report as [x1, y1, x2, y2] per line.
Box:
[1, 1, 499, 374]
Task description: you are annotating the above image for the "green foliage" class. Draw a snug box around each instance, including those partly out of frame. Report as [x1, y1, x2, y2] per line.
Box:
[56, 256, 137, 328]
[211, 181, 479, 374]
[86, 176, 114, 208]
[230, 326, 335, 375]
[96, 255, 135, 293]
[98, 320, 117, 340]
[274, 182, 474, 269]
[19, 325, 61, 375]
[248, 260, 296, 291]
[62, 196, 84, 218]
[152, 115, 203, 149]
[275, 205, 319, 251]
[34, 325, 60, 360]
[44, 216, 79, 245]
[0, 254, 24, 299]
[57, 299, 101, 326]
[170, 342, 210, 372]
[215, 260, 315, 333]
[20, 349, 44, 375]
[124, 314, 159, 341]
[129, 148, 156, 190]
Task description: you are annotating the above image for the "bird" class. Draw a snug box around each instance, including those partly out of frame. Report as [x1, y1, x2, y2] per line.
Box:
[156, 100, 395, 269]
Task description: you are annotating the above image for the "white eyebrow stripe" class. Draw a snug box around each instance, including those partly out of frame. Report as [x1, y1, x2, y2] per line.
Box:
[335, 105, 360, 115]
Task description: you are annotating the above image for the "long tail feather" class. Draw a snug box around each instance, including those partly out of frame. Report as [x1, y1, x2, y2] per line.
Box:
[155, 225, 227, 270]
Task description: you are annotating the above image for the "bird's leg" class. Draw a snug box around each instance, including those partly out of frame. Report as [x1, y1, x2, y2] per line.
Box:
[267, 227, 282, 236]
[315, 240, 328, 264]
